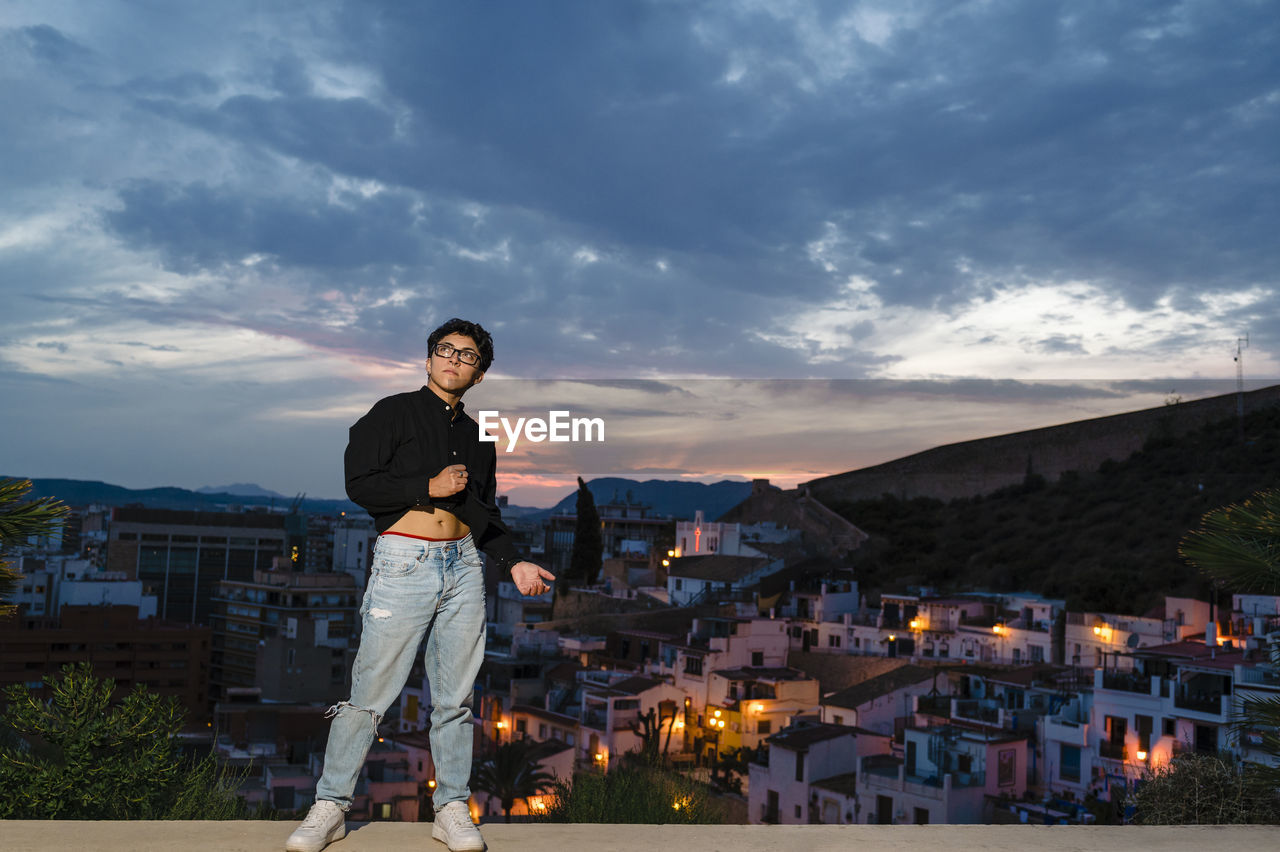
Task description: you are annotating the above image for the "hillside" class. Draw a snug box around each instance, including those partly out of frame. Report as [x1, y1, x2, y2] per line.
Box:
[827, 404, 1280, 616]
[807, 384, 1280, 504]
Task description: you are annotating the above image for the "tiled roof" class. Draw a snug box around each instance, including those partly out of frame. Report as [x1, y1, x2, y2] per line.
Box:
[811, 771, 859, 797]
[667, 555, 770, 581]
[766, 722, 855, 750]
[822, 664, 937, 710]
[511, 704, 580, 725]
[711, 666, 810, 682]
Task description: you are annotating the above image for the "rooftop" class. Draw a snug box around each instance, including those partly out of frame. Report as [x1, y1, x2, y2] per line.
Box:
[6, 822, 1274, 852]
[822, 664, 937, 710]
[667, 555, 769, 581]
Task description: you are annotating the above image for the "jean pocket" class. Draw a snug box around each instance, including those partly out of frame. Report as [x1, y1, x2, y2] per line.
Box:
[373, 552, 421, 577]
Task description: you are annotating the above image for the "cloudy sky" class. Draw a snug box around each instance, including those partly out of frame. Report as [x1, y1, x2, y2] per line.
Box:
[1, 1, 1276, 507]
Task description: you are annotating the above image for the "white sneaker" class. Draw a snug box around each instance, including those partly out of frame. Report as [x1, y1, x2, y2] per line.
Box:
[285, 800, 346, 852]
[432, 801, 485, 852]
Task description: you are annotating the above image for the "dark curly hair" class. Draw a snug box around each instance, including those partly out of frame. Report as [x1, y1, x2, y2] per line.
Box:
[427, 318, 495, 372]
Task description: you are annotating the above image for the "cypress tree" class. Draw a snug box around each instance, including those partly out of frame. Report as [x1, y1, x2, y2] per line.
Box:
[570, 476, 603, 586]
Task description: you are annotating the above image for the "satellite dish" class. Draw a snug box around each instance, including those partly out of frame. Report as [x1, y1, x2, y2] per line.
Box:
[1126, 634, 1140, 649]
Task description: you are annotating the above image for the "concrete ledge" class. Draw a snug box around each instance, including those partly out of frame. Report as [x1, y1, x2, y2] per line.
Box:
[3, 822, 1277, 852]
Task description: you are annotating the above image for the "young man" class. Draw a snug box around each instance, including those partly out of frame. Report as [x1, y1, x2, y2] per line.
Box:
[287, 318, 555, 852]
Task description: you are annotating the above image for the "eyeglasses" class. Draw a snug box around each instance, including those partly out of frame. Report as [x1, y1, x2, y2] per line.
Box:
[432, 342, 481, 366]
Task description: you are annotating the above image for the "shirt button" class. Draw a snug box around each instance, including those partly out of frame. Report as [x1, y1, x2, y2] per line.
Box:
[452, 451, 457, 455]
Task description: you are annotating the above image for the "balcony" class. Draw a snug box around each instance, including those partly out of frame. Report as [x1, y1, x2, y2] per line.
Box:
[1173, 689, 1225, 716]
[1098, 740, 1127, 761]
[1044, 718, 1089, 749]
[953, 699, 1003, 727]
[1238, 667, 1280, 687]
[1100, 672, 1154, 695]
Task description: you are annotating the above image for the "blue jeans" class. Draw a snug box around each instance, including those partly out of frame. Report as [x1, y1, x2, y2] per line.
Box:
[315, 533, 486, 812]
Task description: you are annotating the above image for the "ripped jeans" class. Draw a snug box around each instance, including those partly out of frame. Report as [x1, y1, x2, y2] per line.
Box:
[315, 532, 486, 812]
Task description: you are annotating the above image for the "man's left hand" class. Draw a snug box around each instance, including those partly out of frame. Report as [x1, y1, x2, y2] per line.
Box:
[511, 562, 555, 596]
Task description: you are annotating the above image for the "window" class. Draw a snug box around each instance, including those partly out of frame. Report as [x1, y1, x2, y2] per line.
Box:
[827, 635, 841, 648]
[1060, 744, 1081, 782]
[832, 714, 843, 725]
[757, 720, 771, 735]
[794, 805, 802, 819]
[795, 750, 805, 782]
[675, 579, 683, 591]
[1162, 717, 1176, 737]
[914, 807, 929, 825]
[752, 651, 764, 666]
[1030, 645, 1045, 663]
[516, 719, 527, 734]
[684, 656, 703, 676]
[1135, 714, 1153, 752]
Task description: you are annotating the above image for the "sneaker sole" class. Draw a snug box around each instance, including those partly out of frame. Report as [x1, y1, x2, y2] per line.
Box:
[431, 821, 485, 852]
[285, 822, 346, 852]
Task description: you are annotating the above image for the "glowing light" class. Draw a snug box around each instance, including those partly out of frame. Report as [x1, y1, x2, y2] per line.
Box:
[752, 703, 764, 713]
[662, 559, 670, 567]
[594, 752, 604, 762]
[667, 550, 675, 557]
[717, 719, 725, 728]
[1093, 625, 1102, 635]
[673, 719, 684, 729]
[713, 709, 721, 718]
[377, 737, 384, 743]
[1136, 750, 1148, 761]
[495, 721, 506, 729]
[909, 619, 920, 630]
[888, 634, 896, 642]
[428, 780, 436, 788]
[528, 796, 547, 813]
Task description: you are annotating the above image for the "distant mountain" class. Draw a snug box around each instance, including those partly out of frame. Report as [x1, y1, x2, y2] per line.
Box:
[12, 478, 360, 516]
[525, 477, 756, 522]
[197, 483, 288, 499]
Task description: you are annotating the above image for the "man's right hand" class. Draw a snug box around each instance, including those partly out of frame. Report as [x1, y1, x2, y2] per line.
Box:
[429, 464, 469, 498]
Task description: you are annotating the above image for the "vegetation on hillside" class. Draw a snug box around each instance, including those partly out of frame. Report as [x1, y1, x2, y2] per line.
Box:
[829, 405, 1280, 614]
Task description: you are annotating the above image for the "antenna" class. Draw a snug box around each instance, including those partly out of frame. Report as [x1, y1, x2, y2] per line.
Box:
[1234, 334, 1249, 444]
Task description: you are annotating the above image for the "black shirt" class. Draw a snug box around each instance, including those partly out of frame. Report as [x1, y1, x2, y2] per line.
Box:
[344, 386, 521, 574]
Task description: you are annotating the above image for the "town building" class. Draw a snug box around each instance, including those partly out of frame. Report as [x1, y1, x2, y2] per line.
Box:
[209, 563, 358, 702]
[105, 507, 290, 625]
[0, 604, 211, 725]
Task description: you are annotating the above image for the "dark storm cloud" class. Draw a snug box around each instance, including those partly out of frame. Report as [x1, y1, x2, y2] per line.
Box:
[93, 0, 1277, 353]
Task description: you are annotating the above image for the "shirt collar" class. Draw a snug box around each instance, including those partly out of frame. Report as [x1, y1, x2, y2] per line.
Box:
[421, 386, 465, 419]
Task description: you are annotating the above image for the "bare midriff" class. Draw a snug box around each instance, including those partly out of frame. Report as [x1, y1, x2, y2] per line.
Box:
[386, 505, 471, 540]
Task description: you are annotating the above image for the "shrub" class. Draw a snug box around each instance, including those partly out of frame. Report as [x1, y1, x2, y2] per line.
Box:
[1133, 752, 1280, 825]
[541, 759, 719, 824]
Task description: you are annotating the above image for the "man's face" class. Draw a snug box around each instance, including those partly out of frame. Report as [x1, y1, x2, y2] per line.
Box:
[427, 332, 484, 395]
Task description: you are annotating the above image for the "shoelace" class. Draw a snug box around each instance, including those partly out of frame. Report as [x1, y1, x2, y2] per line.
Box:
[441, 805, 472, 830]
[301, 803, 340, 828]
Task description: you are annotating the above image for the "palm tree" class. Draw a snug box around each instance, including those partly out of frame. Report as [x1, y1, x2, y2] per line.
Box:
[0, 478, 69, 617]
[471, 738, 557, 822]
[1180, 488, 1280, 791]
